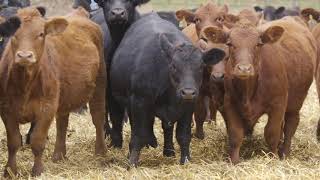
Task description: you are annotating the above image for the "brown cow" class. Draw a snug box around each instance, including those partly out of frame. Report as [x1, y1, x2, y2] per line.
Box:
[301, 8, 320, 141]
[203, 17, 316, 163]
[0, 7, 106, 177]
[177, 5, 262, 139]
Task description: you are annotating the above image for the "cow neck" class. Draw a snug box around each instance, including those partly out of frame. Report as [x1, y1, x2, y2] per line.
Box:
[10, 62, 41, 103]
[230, 58, 260, 113]
[108, 10, 140, 46]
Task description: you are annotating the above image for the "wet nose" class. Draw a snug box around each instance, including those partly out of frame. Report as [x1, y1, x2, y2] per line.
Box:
[181, 88, 197, 100]
[111, 8, 125, 17]
[211, 72, 224, 81]
[236, 63, 253, 74]
[16, 51, 33, 59]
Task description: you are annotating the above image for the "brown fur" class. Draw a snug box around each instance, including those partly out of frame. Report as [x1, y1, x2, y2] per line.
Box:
[0, 7, 106, 177]
[210, 17, 316, 164]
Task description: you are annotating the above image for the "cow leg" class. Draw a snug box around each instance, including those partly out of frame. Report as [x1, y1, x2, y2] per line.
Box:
[109, 96, 125, 148]
[176, 111, 192, 165]
[265, 109, 284, 157]
[224, 99, 244, 164]
[194, 95, 206, 139]
[30, 117, 52, 177]
[52, 113, 69, 162]
[317, 118, 320, 142]
[128, 96, 156, 166]
[89, 71, 107, 154]
[209, 98, 217, 124]
[162, 121, 175, 157]
[26, 122, 36, 145]
[279, 111, 299, 159]
[3, 118, 21, 177]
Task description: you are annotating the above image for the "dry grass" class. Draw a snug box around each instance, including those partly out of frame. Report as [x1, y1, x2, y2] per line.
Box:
[1, 0, 320, 179]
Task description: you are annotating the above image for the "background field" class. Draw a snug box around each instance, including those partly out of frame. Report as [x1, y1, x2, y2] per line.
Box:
[1, 0, 320, 179]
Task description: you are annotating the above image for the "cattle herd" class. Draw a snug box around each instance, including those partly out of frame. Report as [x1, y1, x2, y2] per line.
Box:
[0, 0, 320, 178]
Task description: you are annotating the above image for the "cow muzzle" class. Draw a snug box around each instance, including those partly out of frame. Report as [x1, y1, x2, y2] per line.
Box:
[15, 51, 36, 66]
[109, 8, 128, 24]
[233, 63, 254, 79]
[180, 88, 198, 101]
[210, 72, 224, 82]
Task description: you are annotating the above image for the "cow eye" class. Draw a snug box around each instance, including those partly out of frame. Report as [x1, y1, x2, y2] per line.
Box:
[39, 32, 44, 38]
[194, 18, 201, 24]
[216, 17, 224, 23]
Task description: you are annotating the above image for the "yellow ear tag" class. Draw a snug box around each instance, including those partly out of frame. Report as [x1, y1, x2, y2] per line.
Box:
[0, 36, 3, 42]
[310, 14, 314, 20]
[179, 17, 188, 29]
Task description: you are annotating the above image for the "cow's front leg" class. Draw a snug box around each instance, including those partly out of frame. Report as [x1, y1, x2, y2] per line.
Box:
[176, 111, 192, 165]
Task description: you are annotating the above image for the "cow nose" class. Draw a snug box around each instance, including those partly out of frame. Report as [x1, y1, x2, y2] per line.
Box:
[111, 8, 125, 17]
[211, 73, 224, 81]
[17, 51, 33, 59]
[181, 88, 197, 100]
[236, 63, 253, 73]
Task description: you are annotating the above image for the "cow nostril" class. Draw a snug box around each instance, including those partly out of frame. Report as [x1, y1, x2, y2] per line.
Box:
[120, 11, 125, 16]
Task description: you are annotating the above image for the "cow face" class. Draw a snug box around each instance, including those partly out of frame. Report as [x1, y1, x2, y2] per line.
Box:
[203, 23, 284, 79]
[197, 39, 228, 82]
[160, 34, 225, 101]
[176, 2, 229, 36]
[5, 7, 67, 67]
[94, 0, 150, 25]
[254, 6, 285, 21]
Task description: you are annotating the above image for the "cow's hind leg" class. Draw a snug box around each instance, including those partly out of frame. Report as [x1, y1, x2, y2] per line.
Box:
[52, 113, 69, 162]
[317, 118, 320, 142]
[109, 96, 125, 148]
[128, 95, 156, 166]
[26, 122, 36, 145]
[3, 118, 21, 177]
[89, 71, 107, 155]
[162, 121, 175, 157]
[279, 111, 299, 159]
[194, 95, 206, 139]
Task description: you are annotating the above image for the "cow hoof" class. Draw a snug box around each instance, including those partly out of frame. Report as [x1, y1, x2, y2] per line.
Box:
[180, 155, 191, 165]
[31, 164, 44, 177]
[109, 141, 123, 149]
[194, 132, 205, 140]
[148, 136, 158, 148]
[163, 148, 175, 157]
[3, 166, 17, 178]
[51, 153, 66, 163]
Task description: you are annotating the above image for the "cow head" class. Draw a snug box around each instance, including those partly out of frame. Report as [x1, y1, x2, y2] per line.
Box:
[301, 8, 320, 28]
[254, 6, 285, 21]
[203, 21, 284, 79]
[94, 0, 150, 25]
[5, 7, 68, 67]
[176, 2, 229, 36]
[160, 34, 225, 101]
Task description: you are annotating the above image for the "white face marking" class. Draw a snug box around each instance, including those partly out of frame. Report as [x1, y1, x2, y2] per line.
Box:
[90, 0, 99, 10]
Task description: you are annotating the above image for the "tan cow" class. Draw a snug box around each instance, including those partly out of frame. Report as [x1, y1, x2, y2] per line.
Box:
[0, 7, 106, 177]
[202, 16, 316, 163]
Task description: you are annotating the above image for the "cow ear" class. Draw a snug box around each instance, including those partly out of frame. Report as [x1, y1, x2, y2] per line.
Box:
[225, 14, 240, 24]
[160, 34, 174, 59]
[132, 0, 150, 6]
[221, 4, 229, 13]
[45, 18, 68, 36]
[176, 10, 195, 24]
[203, 48, 226, 65]
[36, 6, 46, 17]
[0, 16, 21, 37]
[260, 26, 284, 44]
[275, 6, 285, 14]
[254, 6, 263, 12]
[301, 8, 320, 22]
[94, 0, 104, 7]
[202, 26, 228, 43]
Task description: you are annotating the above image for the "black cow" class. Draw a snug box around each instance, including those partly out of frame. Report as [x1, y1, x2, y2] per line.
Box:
[0, 6, 18, 56]
[254, 6, 300, 21]
[0, 0, 30, 7]
[93, 0, 151, 146]
[110, 13, 225, 166]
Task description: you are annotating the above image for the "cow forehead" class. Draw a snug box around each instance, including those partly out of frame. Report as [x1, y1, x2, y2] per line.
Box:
[195, 3, 224, 18]
[230, 26, 260, 44]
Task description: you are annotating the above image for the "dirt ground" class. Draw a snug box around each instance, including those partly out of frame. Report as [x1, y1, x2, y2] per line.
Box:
[1, 0, 320, 179]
